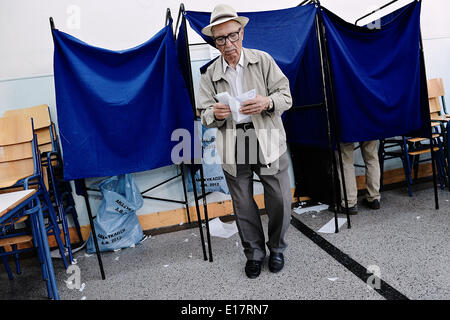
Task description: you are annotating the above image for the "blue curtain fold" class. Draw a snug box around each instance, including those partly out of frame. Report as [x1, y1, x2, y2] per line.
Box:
[52, 24, 194, 180]
[321, 1, 425, 143]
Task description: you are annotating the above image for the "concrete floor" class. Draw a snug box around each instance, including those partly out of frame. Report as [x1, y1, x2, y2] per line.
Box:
[0, 181, 449, 300]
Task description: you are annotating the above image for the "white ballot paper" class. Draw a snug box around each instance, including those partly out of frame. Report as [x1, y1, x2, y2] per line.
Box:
[216, 89, 256, 123]
[294, 203, 329, 215]
[208, 217, 238, 238]
[317, 218, 347, 234]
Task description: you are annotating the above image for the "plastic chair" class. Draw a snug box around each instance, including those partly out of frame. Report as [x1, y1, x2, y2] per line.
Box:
[4, 105, 83, 263]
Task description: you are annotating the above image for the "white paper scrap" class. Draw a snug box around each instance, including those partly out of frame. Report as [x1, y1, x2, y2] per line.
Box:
[294, 204, 329, 215]
[72, 241, 87, 253]
[81, 296, 87, 300]
[327, 277, 339, 282]
[318, 218, 347, 234]
[79, 283, 86, 292]
[208, 217, 238, 239]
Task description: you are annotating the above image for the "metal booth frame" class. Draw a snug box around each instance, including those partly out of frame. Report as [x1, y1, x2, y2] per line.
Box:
[49, 9, 214, 281]
[174, 1, 353, 234]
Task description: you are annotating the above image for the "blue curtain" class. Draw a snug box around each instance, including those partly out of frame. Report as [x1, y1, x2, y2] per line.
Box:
[184, 5, 320, 107]
[321, 1, 425, 143]
[184, 5, 328, 147]
[53, 24, 194, 180]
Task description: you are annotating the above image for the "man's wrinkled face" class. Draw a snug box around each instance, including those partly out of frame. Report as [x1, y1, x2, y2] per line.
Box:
[212, 20, 243, 65]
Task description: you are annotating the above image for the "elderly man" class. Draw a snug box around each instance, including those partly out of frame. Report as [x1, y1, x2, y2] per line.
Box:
[197, 4, 293, 279]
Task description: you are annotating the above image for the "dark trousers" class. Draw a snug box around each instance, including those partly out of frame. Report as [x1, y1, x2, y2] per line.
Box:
[223, 128, 292, 261]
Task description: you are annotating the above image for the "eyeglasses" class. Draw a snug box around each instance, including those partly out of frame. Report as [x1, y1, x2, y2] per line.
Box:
[213, 28, 241, 46]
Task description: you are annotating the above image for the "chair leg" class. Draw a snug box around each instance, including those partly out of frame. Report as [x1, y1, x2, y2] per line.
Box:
[433, 135, 447, 188]
[434, 149, 446, 189]
[35, 200, 59, 300]
[63, 182, 84, 243]
[413, 155, 420, 183]
[401, 137, 413, 196]
[446, 123, 450, 191]
[39, 182, 69, 269]
[47, 164, 74, 263]
[58, 205, 74, 263]
[68, 206, 83, 243]
[378, 139, 385, 191]
[11, 244, 21, 274]
[0, 247, 14, 280]
[29, 207, 52, 300]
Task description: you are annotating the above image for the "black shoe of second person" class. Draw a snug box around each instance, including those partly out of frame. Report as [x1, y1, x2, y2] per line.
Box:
[343, 204, 358, 215]
[363, 198, 380, 210]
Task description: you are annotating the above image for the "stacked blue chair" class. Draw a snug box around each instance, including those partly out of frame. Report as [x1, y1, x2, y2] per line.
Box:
[4, 105, 83, 264]
[0, 115, 63, 299]
[378, 78, 449, 195]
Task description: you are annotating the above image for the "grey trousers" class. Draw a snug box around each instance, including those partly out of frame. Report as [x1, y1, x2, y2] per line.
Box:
[336, 140, 381, 207]
[223, 129, 292, 261]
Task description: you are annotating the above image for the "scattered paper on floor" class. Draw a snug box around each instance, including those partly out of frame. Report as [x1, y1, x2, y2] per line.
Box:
[327, 277, 339, 282]
[318, 218, 347, 234]
[208, 217, 238, 238]
[294, 204, 329, 215]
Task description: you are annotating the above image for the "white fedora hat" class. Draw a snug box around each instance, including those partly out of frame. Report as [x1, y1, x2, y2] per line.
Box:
[201, 4, 249, 37]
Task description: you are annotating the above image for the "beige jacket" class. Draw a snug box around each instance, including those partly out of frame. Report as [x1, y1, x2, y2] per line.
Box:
[197, 48, 292, 177]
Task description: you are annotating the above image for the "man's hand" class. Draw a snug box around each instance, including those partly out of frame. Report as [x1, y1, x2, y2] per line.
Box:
[213, 103, 231, 120]
[240, 95, 270, 115]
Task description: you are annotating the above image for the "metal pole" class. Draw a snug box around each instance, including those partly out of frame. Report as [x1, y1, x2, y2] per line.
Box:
[175, 4, 184, 40]
[298, 0, 313, 5]
[199, 165, 213, 262]
[49, 17, 55, 30]
[180, 4, 198, 117]
[81, 179, 106, 279]
[316, 1, 351, 230]
[313, 10, 340, 232]
[49, 16, 106, 278]
[180, 163, 192, 224]
[181, 3, 213, 258]
[355, 0, 399, 26]
[419, 32, 439, 209]
[189, 166, 208, 260]
[165, 8, 172, 27]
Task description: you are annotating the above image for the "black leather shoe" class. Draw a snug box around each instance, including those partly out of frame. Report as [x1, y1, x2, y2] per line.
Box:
[245, 260, 262, 279]
[268, 252, 284, 273]
[363, 198, 380, 210]
[343, 204, 358, 215]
